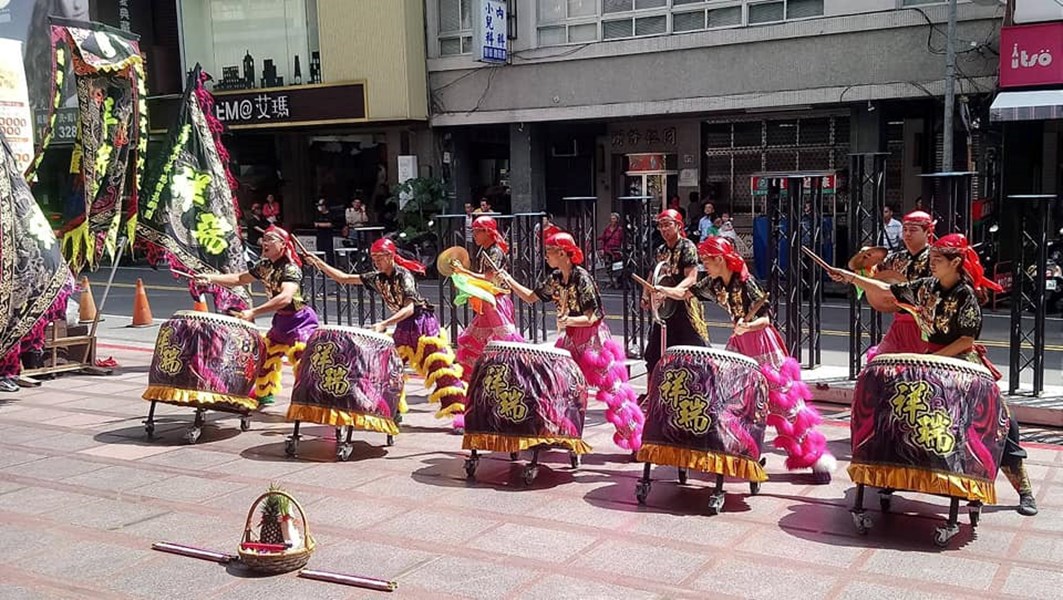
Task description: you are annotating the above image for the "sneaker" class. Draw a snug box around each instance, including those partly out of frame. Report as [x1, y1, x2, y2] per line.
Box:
[257, 395, 275, 408]
[1018, 492, 1038, 516]
[0, 378, 18, 392]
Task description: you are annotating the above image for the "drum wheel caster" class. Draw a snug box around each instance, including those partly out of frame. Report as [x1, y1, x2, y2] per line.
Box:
[509, 452, 520, 462]
[635, 480, 651, 505]
[852, 511, 873, 535]
[464, 455, 479, 479]
[706, 493, 726, 516]
[144, 423, 155, 439]
[569, 452, 580, 469]
[934, 523, 960, 547]
[749, 481, 761, 496]
[879, 492, 893, 513]
[284, 438, 298, 458]
[336, 444, 353, 462]
[184, 427, 202, 445]
[521, 464, 539, 486]
[677, 468, 688, 485]
[968, 501, 982, 528]
[240, 416, 251, 432]
[385, 434, 395, 447]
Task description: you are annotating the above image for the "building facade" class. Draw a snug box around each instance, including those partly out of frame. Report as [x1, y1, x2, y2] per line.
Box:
[425, 0, 1005, 260]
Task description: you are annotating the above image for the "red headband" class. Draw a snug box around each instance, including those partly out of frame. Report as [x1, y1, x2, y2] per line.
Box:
[697, 236, 750, 282]
[545, 232, 584, 265]
[472, 215, 509, 253]
[656, 209, 686, 237]
[370, 237, 427, 275]
[903, 210, 935, 228]
[932, 233, 1003, 294]
[263, 225, 302, 267]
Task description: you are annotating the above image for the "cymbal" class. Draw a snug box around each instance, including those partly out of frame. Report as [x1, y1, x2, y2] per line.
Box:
[436, 246, 470, 277]
[847, 246, 888, 271]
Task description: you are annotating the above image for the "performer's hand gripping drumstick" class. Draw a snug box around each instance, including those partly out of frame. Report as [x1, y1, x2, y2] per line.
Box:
[802, 246, 906, 314]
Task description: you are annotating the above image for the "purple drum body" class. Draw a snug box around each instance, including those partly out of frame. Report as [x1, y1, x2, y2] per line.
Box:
[144, 311, 265, 413]
[463, 342, 589, 453]
[288, 326, 404, 435]
[849, 353, 1008, 503]
[638, 346, 769, 482]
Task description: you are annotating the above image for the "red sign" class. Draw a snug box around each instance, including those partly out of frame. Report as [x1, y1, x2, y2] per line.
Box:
[1000, 23, 1063, 88]
[626, 153, 667, 173]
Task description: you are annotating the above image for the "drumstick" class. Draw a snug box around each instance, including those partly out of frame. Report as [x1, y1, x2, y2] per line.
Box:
[171, 269, 197, 280]
[631, 273, 655, 292]
[800, 246, 836, 273]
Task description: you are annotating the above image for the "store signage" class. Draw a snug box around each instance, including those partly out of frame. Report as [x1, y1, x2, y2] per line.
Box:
[627, 153, 667, 173]
[212, 82, 367, 129]
[474, 0, 508, 64]
[0, 39, 34, 172]
[750, 174, 836, 197]
[1000, 23, 1063, 89]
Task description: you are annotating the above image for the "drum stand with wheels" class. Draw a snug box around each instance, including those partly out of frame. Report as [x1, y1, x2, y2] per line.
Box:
[636, 457, 764, 515]
[285, 422, 395, 461]
[143, 401, 250, 444]
[850, 483, 979, 547]
[464, 446, 581, 484]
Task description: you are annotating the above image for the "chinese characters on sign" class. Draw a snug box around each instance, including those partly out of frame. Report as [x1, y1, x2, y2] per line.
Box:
[210, 83, 366, 129]
[659, 368, 712, 435]
[118, 0, 132, 32]
[610, 127, 678, 149]
[475, 0, 508, 64]
[483, 364, 529, 423]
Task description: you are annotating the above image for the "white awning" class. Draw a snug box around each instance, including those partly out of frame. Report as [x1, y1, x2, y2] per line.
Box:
[990, 90, 1063, 122]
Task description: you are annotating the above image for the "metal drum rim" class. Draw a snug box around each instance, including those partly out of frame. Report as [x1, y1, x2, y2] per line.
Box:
[485, 340, 573, 360]
[171, 310, 260, 330]
[314, 325, 394, 345]
[664, 344, 761, 370]
[867, 352, 992, 378]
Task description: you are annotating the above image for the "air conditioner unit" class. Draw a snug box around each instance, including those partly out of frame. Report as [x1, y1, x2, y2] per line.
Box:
[551, 139, 579, 157]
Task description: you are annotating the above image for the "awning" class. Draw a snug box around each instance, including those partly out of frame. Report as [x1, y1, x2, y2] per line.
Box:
[990, 90, 1063, 122]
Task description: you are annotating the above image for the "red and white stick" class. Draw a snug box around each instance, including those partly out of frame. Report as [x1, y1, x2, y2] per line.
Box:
[152, 541, 236, 564]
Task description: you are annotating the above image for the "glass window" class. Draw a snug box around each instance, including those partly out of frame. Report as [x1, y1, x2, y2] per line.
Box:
[603, 0, 633, 14]
[440, 0, 473, 55]
[568, 0, 597, 18]
[603, 18, 634, 39]
[636, 0, 668, 9]
[787, 0, 824, 19]
[902, 0, 943, 5]
[748, 2, 785, 24]
[635, 15, 667, 36]
[708, 6, 742, 28]
[538, 0, 566, 24]
[673, 0, 705, 5]
[673, 10, 706, 32]
[569, 23, 599, 42]
[538, 25, 567, 46]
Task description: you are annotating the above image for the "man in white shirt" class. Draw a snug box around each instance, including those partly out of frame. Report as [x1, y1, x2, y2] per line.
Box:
[880, 204, 902, 251]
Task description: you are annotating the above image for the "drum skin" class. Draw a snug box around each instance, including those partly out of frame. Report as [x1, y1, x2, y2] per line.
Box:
[849, 353, 1008, 504]
[637, 346, 769, 482]
[288, 326, 404, 436]
[462, 341, 591, 454]
[144, 311, 265, 413]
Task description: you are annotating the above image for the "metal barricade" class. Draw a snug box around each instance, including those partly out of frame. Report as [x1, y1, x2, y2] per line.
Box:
[847, 153, 888, 378]
[561, 196, 598, 281]
[618, 196, 655, 358]
[1009, 194, 1054, 396]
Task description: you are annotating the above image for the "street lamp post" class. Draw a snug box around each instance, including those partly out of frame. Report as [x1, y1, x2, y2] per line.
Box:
[941, 0, 959, 172]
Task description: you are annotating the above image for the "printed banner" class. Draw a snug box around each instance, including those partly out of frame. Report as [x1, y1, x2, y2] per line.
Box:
[0, 38, 35, 173]
[0, 132, 71, 358]
[137, 65, 250, 312]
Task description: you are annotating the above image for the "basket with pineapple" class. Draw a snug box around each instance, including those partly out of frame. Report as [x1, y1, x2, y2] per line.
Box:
[238, 484, 315, 574]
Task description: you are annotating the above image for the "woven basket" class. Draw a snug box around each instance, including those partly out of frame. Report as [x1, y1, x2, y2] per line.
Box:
[237, 490, 315, 574]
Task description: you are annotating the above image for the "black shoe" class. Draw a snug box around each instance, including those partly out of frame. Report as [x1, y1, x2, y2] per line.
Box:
[0, 378, 18, 392]
[1018, 492, 1038, 516]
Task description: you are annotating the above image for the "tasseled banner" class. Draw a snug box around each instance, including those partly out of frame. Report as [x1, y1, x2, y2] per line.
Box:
[760, 357, 836, 473]
[399, 334, 467, 419]
[569, 335, 644, 452]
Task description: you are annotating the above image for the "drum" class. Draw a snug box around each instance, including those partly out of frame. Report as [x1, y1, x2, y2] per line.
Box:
[637, 346, 769, 483]
[849, 353, 1008, 504]
[287, 326, 404, 436]
[144, 311, 265, 413]
[462, 341, 590, 455]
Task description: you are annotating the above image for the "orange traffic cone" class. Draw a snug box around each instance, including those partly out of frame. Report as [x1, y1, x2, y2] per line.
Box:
[78, 276, 97, 323]
[192, 294, 209, 312]
[131, 278, 154, 327]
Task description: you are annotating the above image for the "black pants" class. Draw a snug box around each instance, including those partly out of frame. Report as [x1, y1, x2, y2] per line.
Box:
[643, 310, 708, 380]
[1002, 415, 1027, 472]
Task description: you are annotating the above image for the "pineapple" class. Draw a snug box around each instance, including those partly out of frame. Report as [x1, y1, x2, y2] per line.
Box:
[258, 483, 289, 545]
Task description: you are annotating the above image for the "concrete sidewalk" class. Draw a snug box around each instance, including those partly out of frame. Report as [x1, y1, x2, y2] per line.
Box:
[1, 336, 1062, 599]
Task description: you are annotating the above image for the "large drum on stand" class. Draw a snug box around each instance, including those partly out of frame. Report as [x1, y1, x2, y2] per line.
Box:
[635, 345, 770, 515]
[462, 341, 590, 485]
[143, 311, 266, 443]
[285, 326, 405, 461]
[848, 353, 1008, 547]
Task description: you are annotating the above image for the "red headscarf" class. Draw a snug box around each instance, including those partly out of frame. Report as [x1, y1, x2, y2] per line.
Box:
[472, 215, 509, 253]
[545, 232, 584, 265]
[370, 237, 427, 275]
[263, 225, 302, 267]
[902, 210, 936, 241]
[697, 236, 750, 282]
[932, 233, 1003, 294]
[542, 223, 562, 241]
[656, 209, 686, 237]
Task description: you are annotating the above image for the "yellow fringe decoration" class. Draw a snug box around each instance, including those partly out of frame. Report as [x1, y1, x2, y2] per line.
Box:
[463, 432, 592, 455]
[434, 402, 466, 419]
[847, 462, 996, 504]
[636, 442, 768, 482]
[254, 339, 302, 398]
[425, 364, 463, 390]
[429, 384, 467, 405]
[285, 403, 399, 435]
[142, 385, 257, 412]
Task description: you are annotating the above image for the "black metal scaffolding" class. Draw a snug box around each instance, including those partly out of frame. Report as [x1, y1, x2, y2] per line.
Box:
[919, 172, 976, 237]
[847, 153, 888, 378]
[561, 196, 598, 280]
[618, 196, 655, 358]
[1008, 194, 1053, 396]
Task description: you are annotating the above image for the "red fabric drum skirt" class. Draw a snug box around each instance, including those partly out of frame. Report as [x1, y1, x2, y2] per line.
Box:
[636, 345, 769, 482]
[143, 311, 265, 413]
[849, 353, 1009, 504]
[287, 326, 405, 436]
[462, 341, 591, 454]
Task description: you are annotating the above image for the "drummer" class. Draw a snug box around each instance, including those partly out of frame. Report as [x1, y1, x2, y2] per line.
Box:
[641, 209, 709, 381]
[454, 216, 525, 381]
[655, 236, 836, 481]
[197, 226, 319, 406]
[500, 232, 644, 451]
[830, 233, 1037, 516]
[305, 238, 468, 432]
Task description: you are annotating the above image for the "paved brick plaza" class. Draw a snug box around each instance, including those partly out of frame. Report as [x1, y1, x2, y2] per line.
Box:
[2, 340, 1062, 599]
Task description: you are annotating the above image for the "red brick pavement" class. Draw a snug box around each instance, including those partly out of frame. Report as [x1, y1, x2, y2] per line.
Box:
[0, 341, 1061, 599]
